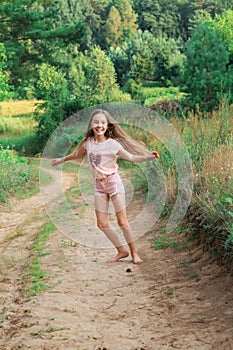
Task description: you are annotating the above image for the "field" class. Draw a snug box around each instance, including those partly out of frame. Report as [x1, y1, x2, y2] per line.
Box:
[0, 100, 42, 116]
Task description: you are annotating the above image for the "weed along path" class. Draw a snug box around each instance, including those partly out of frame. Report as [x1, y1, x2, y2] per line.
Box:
[0, 165, 233, 350]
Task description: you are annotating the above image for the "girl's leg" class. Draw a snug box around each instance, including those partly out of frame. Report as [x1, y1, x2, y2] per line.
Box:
[94, 194, 129, 262]
[111, 194, 143, 264]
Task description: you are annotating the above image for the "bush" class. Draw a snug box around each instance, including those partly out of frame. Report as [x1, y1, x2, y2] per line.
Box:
[0, 133, 40, 156]
[0, 149, 32, 202]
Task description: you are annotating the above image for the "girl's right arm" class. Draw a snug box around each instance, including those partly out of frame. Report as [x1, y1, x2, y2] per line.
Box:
[51, 142, 86, 166]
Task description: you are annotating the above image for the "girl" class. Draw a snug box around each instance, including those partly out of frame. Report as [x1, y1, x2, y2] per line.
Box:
[51, 109, 159, 264]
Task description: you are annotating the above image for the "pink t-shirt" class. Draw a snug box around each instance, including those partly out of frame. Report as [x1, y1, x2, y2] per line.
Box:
[85, 137, 123, 179]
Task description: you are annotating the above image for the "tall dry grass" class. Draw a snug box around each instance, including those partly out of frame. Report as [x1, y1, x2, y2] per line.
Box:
[0, 100, 42, 116]
[131, 101, 233, 265]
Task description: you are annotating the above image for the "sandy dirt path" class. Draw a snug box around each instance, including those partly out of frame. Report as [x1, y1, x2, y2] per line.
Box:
[0, 166, 233, 350]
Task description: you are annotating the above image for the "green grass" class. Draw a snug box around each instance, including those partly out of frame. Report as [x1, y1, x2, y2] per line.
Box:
[0, 100, 42, 155]
[138, 86, 185, 106]
[0, 115, 36, 136]
[62, 161, 80, 173]
[39, 168, 53, 185]
[4, 231, 27, 243]
[0, 154, 53, 203]
[24, 222, 56, 297]
[152, 235, 182, 251]
[31, 327, 70, 337]
[0, 149, 32, 203]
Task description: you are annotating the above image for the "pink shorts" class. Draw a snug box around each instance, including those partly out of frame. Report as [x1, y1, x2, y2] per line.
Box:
[94, 173, 125, 197]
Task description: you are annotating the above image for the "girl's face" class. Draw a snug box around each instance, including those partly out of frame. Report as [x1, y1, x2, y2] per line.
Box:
[91, 113, 108, 137]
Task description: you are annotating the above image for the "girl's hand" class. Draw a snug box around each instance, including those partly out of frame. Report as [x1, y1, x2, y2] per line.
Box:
[151, 151, 160, 159]
[51, 158, 64, 166]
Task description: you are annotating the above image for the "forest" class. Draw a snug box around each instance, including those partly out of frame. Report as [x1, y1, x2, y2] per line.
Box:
[1, 1, 233, 111]
[0, 1, 233, 268]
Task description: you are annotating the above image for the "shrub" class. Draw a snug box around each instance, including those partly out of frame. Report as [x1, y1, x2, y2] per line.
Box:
[0, 149, 32, 202]
[0, 133, 40, 156]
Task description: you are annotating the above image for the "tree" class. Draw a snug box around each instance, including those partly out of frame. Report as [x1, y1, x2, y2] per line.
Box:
[84, 46, 118, 103]
[109, 29, 184, 87]
[0, 0, 86, 98]
[182, 21, 229, 112]
[114, 0, 138, 40]
[212, 10, 233, 102]
[177, 0, 197, 41]
[213, 10, 233, 62]
[108, 45, 130, 86]
[0, 43, 13, 101]
[104, 6, 123, 47]
[133, 0, 181, 39]
[153, 37, 184, 86]
[125, 30, 157, 83]
[35, 63, 69, 146]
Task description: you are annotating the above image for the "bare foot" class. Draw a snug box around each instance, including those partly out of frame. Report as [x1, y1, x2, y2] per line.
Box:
[132, 253, 143, 265]
[108, 250, 129, 263]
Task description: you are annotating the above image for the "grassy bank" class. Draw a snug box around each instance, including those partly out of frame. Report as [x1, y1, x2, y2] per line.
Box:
[148, 103, 233, 268]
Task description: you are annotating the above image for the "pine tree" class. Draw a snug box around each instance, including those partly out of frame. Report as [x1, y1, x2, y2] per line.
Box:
[0, 0, 86, 98]
[104, 6, 123, 47]
[183, 21, 229, 112]
[114, 0, 138, 40]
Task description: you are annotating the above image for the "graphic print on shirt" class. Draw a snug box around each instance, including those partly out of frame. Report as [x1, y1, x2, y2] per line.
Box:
[89, 152, 102, 168]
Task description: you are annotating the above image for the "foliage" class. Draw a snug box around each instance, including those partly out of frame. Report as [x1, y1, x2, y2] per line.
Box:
[83, 46, 130, 104]
[153, 36, 185, 87]
[0, 0, 86, 98]
[137, 86, 184, 106]
[104, 6, 123, 47]
[133, 0, 181, 39]
[109, 30, 184, 87]
[182, 21, 229, 112]
[172, 103, 232, 260]
[0, 116, 36, 136]
[0, 0, 232, 101]
[114, 0, 138, 41]
[213, 10, 233, 55]
[0, 43, 13, 101]
[130, 101, 233, 261]
[0, 133, 40, 156]
[0, 149, 32, 203]
[125, 30, 157, 83]
[24, 222, 56, 297]
[36, 63, 69, 101]
[34, 64, 69, 147]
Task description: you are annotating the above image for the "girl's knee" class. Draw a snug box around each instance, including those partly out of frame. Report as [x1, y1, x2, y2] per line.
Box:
[117, 219, 128, 228]
[97, 221, 110, 230]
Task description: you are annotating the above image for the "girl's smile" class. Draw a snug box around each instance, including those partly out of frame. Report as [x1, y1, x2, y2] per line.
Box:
[91, 113, 108, 139]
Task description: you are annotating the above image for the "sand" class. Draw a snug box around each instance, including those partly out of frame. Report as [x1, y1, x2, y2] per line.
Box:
[0, 167, 232, 350]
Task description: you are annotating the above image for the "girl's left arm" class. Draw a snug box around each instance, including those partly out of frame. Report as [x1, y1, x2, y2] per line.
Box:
[118, 148, 159, 163]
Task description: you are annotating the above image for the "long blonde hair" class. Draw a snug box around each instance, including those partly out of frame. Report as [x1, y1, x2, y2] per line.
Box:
[77, 109, 151, 156]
